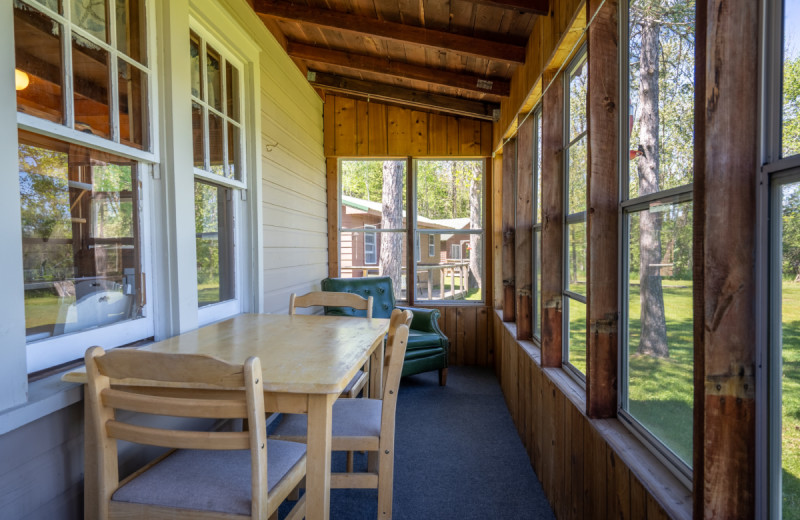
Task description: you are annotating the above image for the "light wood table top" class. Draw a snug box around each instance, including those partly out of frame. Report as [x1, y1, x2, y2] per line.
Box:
[63, 313, 390, 394]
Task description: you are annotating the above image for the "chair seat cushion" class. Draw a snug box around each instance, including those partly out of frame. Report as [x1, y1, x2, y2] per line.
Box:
[273, 399, 383, 441]
[111, 440, 306, 515]
[407, 330, 445, 351]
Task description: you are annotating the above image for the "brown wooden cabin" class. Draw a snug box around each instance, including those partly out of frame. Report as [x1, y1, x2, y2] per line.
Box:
[0, 0, 780, 518]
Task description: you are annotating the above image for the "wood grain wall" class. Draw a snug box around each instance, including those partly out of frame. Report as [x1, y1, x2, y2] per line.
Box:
[493, 313, 691, 520]
[323, 94, 494, 158]
[422, 305, 493, 367]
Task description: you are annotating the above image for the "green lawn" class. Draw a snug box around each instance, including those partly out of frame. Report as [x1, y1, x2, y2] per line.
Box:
[782, 283, 800, 518]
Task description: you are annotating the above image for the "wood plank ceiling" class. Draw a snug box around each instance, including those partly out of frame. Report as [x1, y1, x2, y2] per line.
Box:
[252, 0, 546, 120]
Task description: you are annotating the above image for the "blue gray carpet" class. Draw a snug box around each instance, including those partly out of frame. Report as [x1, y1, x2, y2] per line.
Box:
[279, 366, 554, 519]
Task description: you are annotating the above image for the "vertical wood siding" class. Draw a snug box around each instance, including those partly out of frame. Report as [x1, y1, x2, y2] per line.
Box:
[493, 312, 691, 520]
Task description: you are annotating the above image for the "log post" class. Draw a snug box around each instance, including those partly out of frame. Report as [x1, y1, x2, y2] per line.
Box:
[516, 115, 534, 339]
[541, 71, 564, 367]
[697, 0, 758, 516]
[585, 0, 619, 418]
[502, 138, 517, 322]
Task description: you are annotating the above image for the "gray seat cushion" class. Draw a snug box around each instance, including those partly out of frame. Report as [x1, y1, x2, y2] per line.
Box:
[273, 398, 383, 440]
[112, 439, 306, 515]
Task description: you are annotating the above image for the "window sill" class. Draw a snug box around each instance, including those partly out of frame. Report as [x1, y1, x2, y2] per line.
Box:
[495, 313, 692, 520]
[0, 370, 83, 436]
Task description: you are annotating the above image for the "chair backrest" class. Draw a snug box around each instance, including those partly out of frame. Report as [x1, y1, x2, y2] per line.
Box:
[380, 322, 410, 437]
[84, 346, 269, 518]
[386, 309, 413, 361]
[290, 291, 373, 319]
[321, 276, 395, 319]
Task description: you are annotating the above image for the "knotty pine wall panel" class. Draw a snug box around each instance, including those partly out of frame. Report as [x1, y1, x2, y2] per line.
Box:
[323, 94, 493, 158]
[493, 312, 688, 520]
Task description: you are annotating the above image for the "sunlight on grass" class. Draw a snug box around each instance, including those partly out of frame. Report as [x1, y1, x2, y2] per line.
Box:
[568, 299, 586, 374]
[782, 283, 800, 518]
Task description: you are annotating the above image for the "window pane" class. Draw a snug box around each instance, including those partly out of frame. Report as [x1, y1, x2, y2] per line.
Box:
[14, 2, 64, 124]
[19, 131, 141, 341]
[628, 0, 695, 197]
[566, 298, 586, 374]
[567, 135, 587, 214]
[783, 0, 800, 157]
[72, 33, 110, 139]
[195, 181, 234, 307]
[71, 0, 108, 42]
[115, 0, 145, 64]
[206, 45, 222, 111]
[190, 32, 202, 99]
[566, 221, 586, 296]
[339, 230, 407, 303]
[415, 231, 482, 303]
[535, 111, 542, 224]
[227, 122, 240, 179]
[34, 0, 61, 13]
[568, 54, 587, 141]
[341, 160, 407, 230]
[191, 101, 204, 169]
[781, 182, 800, 512]
[226, 61, 240, 122]
[416, 160, 483, 224]
[625, 201, 694, 466]
[208, 112, 225, 177]
[534, 229, 541, 338]
[118, 59, 148, 150]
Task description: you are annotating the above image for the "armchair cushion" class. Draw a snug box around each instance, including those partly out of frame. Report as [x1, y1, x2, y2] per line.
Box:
[321, 276, 449, 383]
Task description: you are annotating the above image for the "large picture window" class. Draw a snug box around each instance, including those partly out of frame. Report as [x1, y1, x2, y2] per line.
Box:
[338, 159, 484, 303]
[619, 0, 695, 483]
[533, 106, 542, 340]
[563, 49, 588, 377]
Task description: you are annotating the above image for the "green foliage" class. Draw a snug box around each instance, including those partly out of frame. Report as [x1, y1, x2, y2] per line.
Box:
[785, 55, 800, 158]
[194, 183, 221, 287]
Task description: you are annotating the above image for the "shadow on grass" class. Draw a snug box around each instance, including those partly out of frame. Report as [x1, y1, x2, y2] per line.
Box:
[628, 398, 693, 465]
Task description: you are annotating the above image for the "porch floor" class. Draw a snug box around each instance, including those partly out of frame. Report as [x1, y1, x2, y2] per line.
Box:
[277, 366, 554, 519]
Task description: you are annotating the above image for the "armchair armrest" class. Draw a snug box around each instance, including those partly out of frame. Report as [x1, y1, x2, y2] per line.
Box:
[396, 306, 444, 336]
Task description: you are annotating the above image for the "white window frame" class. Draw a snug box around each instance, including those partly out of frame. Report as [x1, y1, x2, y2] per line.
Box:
[450, 243, 460, 259]
[532, 105, 543, 340]
[428, 233, 435, 257]
[12, 0, 159, 373]
[15, 0, 157, 157]
[187, 16, 257, 327]
[364, 224, 377, 265]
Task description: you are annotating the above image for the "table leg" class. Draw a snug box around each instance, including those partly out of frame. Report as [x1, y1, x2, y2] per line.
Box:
[305, 393, 337, 520]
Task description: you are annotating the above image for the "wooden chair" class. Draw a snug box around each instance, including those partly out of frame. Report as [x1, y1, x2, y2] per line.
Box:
[84, 346, 307, 520]
[270, 310, 413, 519]
[289, 291, 374, 399]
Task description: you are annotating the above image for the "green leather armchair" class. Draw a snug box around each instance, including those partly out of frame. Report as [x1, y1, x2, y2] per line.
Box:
[320, 276, 449, 386]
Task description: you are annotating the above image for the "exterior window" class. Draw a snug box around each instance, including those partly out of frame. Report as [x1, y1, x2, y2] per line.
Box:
[338, 158, 484, 303]
[364, 225, 377, 265]
[766, 1, 800, 515]
[189, 28, 246, 312]
[450, 244, 461, 260]
[533, 106, 543, 340]
[563, 49, 587, 377]
[339, 160, 407, 301]
[619, 0, 695, 483]
[14, 0, 150, 149]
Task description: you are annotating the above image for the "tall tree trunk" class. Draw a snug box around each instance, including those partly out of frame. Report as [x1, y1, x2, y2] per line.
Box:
[380, 161, 404, 294]
[637, 17, 669, 357]
[469, 163, 482, 290]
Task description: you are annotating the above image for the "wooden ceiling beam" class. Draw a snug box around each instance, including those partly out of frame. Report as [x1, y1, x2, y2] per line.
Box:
[308, 71, 499, 120]
[253, 0, 526, 65]
[288, 42, 510, 97]
[460, 0, 549, 15]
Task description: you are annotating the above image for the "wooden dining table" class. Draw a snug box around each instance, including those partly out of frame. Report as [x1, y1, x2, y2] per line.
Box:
[63, 313, 391, 520]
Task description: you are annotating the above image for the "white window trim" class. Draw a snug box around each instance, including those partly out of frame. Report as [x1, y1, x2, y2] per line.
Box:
[450, 243, 460, 259]
[428, 234, 435, 257]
